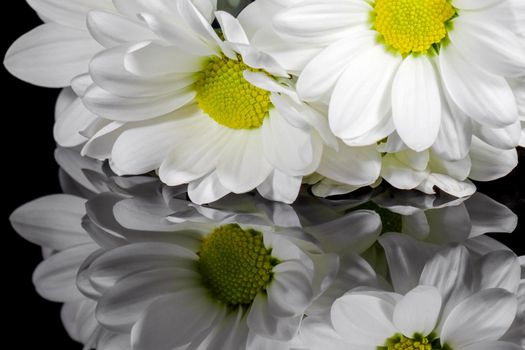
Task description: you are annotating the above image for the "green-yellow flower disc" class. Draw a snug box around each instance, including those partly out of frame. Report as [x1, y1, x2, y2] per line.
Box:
[198, 224, 278, 307]
[373, 0, 456, 55]
[381, 334, 436, 350]
[195, 55, 272, 129]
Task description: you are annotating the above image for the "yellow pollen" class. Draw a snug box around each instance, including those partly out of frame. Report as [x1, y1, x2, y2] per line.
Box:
[382, 334, 435, 350]
[198, 224, 279, 307]
[373, 0, 456, 54]
[195, 55, 272, 129]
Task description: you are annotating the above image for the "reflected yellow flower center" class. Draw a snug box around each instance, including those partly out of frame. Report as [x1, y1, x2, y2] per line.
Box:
[198, 224, 279, 307]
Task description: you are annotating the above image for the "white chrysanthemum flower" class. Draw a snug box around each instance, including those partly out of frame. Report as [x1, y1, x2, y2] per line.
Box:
[301, 245, 524, 350]
[309, 133, 518, 198]
[79, 0, 381, 204]
[3, 0, 115, 147]
[81, 218, 338, 349]
[10, 194, 130, 350]
[271, 0, 525, 157]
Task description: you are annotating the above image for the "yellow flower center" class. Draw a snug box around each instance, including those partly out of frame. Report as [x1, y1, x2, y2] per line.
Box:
[198, 224, 279, 307]
[373, 0, 456, 55]
[381, 334, 440, 350]
[195, 55, 272, 129]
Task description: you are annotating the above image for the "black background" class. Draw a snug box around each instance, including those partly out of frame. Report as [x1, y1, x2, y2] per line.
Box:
[2, 2, 524, 348]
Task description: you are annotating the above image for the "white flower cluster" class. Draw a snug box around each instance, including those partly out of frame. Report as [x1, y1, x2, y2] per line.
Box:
[9, 148, 525, 349]
[5, 0, 525, 349]
[4, 0, 524, 203]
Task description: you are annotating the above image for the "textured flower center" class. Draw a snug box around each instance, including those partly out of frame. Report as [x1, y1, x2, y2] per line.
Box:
[195, 55, 272, 129]
[373, 0, 456, 54]
[381, 334, 436, 350]
[198, 224, 278, 307]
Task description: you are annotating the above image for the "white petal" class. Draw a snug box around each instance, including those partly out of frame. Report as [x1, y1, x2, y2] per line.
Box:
[33, 243, 98, 302]
[392, 55, 441, 151]
[256, 170, 302, 204]
[461, 341, 524, 350]
[440, 288, 518, 348]
[465, 193, 518, 237]
[419, 245, 475, 327]
[61, 300, 99, 344]
[216, 129, 273, 193]
[159, 121, 228, 185]
[81, 121, 124, 160]
[452, 0, 500, 10]
[124, 41, 206, 77]
[297, 30, 377, 102]
[215, 11, 249, 44]
[247, 293, 303, 341]
[87, 10, 155, 48]
[469, 137, 518, 181]
[10, 194, 90, 250]
[4, 23, 101, 87]
[449, 16, 525, 77]
[472, 120, 521, 150]
[425, 174, 476, 198]
[440, 44, 518, 128]
[83, 83, 196, 122]
[273, 0, 371, 45]
[54, 89, 98, 147]
[131, 289, 225, 350]
[267, 260, 314, 317]
[262, 109, 321, 176]
[393, 286, 441, 337]
[317, 143, 381, 186]
[381, 154, 429, 190]
[379, 233, 437, 294]
[299, 317, 351, 350]
[330, 42, 401, 145]
[27, 0, 116, 29]
[475, 250, 521, 294]
[331, 293, 397, 346]
[188, 172, 230, 205]
[431, 88, 472, 161]
[97, 268, 199, 332]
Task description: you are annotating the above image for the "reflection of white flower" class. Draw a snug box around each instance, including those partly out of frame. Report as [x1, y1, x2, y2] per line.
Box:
[10, 194, 129, 349]
[82, 221, 337, 349]
[78, 0, 380, 204]
[301, 246, 523, 350]
[271, 0, 525, 157]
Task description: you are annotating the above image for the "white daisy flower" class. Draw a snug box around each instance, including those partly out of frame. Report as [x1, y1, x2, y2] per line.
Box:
[310, 134, 518, 198]
[3, 0, 115, 147]
[301, 245, 523, 350]
[79, 0, 381, 204]
[271, 0, 525, 157]
[81, 216, 338, 349]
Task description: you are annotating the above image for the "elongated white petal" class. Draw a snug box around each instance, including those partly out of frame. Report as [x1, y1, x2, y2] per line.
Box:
[440, 288, 517, 349]
[27, 0, 115, 29]
[472, 120, 521, 150]
[54, 89, 98, 147]
[131, 289, 225, 350]
[381, 154, 429, 190]
[10, 194, 90, 250]
[452, 0, 500, 10]
[4, 23, 101, 87]
[440, 44, 518, 127]
[256, 170, 302, 204]
[392, 55, 441, 151]
[298, 30, 378, 102]
[188, 172, 230, 204]
[475, 250, 521, 294]
[273, 0, 371, 45]
[393, 286, 441, 337]
[87, 10, 155, 48]
[469, 137, 518, 181]
[466, 193, 518, 237]
[330, 43, 401, 144]
[449, 17, 525, 77]
[331, 293, 397, 346]
[215, 11, 249, 44]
